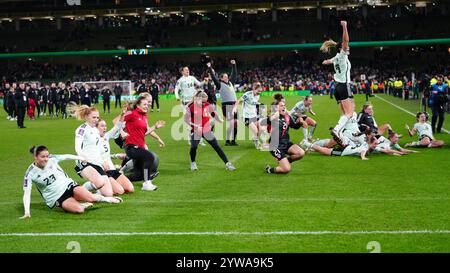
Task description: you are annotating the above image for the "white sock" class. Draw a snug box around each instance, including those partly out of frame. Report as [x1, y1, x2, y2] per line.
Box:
[309, 125, 316, 138]
[333, 115, 350, 133]
[313, 139, 330, 147]
[94, 194, 110, 203]
[83, 181, 97, 192]
[302, 128, 308, 140]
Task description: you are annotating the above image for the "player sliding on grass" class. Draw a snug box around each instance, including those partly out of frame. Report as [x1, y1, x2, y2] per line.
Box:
[371, 132, 418, 156]
[21, 146, 122, 218]
[184, 90, 236, 171]
[264, 100, 305, 174]
[405, 112, 444, 148]
[289, 95, 317, 142]
[320, 20, 355, 146]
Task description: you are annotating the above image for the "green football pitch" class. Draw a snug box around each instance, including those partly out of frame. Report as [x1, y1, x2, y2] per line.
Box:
[0, 94, 449, 253]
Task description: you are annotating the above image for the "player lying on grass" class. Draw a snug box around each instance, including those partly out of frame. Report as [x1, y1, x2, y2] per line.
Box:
[184, 90, 236, 171]
[405, 112, 444, 148]
[21, 146, 122, 218]
[305, 129, 377, 160]
[289, 95, 317, 142]
[371, 132, 418, 156]
[264, 100, 306, 174]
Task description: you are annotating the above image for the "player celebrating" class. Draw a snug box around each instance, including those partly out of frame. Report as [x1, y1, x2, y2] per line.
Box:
[264, 100, 305, 174]
[96, 113, 134, 194]
[207, 60, 239, 146]
[290, 96, 317, 142]
[184, 90, 236, 171]
[21, 146, 122, 218]
[405, 112, 444, 148]
[233, 81, 263, 148]
[357, 103, 395, 136]
[321, 20, 354, 143]
[175, 66, 204, 145]
[72, 105, 114, 197]
[372, 133, 418, 156]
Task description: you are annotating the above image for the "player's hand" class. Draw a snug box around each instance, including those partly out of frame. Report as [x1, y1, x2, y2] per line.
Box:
[230, 60, 236, 65]
[206, 62, 211, 68]
[157, 138, 165, 148]
[404, 124, 410, 130]
[80, 156, 88, 164]
[155, 120, 166, 129]
[340, 21, 347, 27]
[19, 213, 31, 220]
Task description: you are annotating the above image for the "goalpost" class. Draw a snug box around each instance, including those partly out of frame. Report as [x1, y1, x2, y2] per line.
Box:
[72, 80, 134, 99]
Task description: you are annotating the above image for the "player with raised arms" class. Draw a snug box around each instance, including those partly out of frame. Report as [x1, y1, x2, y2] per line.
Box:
[320, 20, 355, 145]
[20, 146, 122, 218]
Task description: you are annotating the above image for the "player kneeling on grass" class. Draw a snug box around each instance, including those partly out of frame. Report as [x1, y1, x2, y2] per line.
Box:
[96, 112, 134, 194]
[289, 95, 317, 142]
[184, 90, 236, 171]
[21, 146, 122, 218]
[264, 100, 305, 174]
[405, 112, 444, 148]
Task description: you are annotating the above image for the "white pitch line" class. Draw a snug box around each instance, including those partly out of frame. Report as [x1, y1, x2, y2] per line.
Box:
[374, 95, 450, 134]
[0, 196, 448, 206]
[0, 230, 449, 237]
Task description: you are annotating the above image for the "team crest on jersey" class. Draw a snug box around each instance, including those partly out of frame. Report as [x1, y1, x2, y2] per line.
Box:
[78, 129, 85, 136]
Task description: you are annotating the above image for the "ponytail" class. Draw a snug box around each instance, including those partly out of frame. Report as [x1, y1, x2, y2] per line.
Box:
[320, 39, 337, 53]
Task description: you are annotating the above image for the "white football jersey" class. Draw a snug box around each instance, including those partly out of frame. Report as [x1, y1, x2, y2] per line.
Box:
[175, 76, 202, 103]
[331, 51, 351, 83]
[341, 142, 368, 157]
[23, 155, 79, 208]
[241, 91, 260, 118]
[75, 123, 103, 167]
[290, 100, 312, 116]
[413, 122, 434, 140]
[99, 122, 122, 171]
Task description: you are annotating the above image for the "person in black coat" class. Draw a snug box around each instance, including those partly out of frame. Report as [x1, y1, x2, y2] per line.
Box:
[2, 83, 11, 119]
[80, 83, 91, 106]
[8, 84, 17, 120]
[59, 83, 70, 119]
[14, 83, 28, 128]
[101, 86, 112, 114]
[150, 79, 160, 112]
[114, 83, 123, 108]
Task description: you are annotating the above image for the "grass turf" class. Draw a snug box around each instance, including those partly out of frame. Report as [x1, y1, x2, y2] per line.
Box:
[0, 93, 449, 253]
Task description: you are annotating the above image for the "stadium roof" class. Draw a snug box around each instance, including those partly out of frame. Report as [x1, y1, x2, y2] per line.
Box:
[0, 0, 439, 21]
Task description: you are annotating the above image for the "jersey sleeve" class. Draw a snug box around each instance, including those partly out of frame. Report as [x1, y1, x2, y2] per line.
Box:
[392, 143, 402, 151]
[50, 154, 84, 162]
[74, 127, 85, 156]
[23, 167, 33, 215]
[104, 121, 123, 140]
[413, 123, 419, 132]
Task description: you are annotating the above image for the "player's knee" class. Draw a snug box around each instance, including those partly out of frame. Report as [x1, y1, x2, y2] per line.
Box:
[73, 206, 85, 214]
[115, 187, 125, 195]
[125, 184, 135, 193]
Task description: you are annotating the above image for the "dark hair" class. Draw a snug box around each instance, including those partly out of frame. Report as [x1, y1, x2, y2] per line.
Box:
[273, 93, 284, 102]
[133, 94, 151, 110]
[29, 145, 48, 156]
[416, 111, 428, 121]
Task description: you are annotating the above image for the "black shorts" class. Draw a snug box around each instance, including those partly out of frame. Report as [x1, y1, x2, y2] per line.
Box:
[106, 170, 122, 180]
[75, 162, 106, 178]
[419, 135, 434, 141]
[244, 117, 258, 127]
[334, 82, 353, 103]
[270, 142, 294, 161]
[221, 101, 238, 120]
[55, 182, 79, 208]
